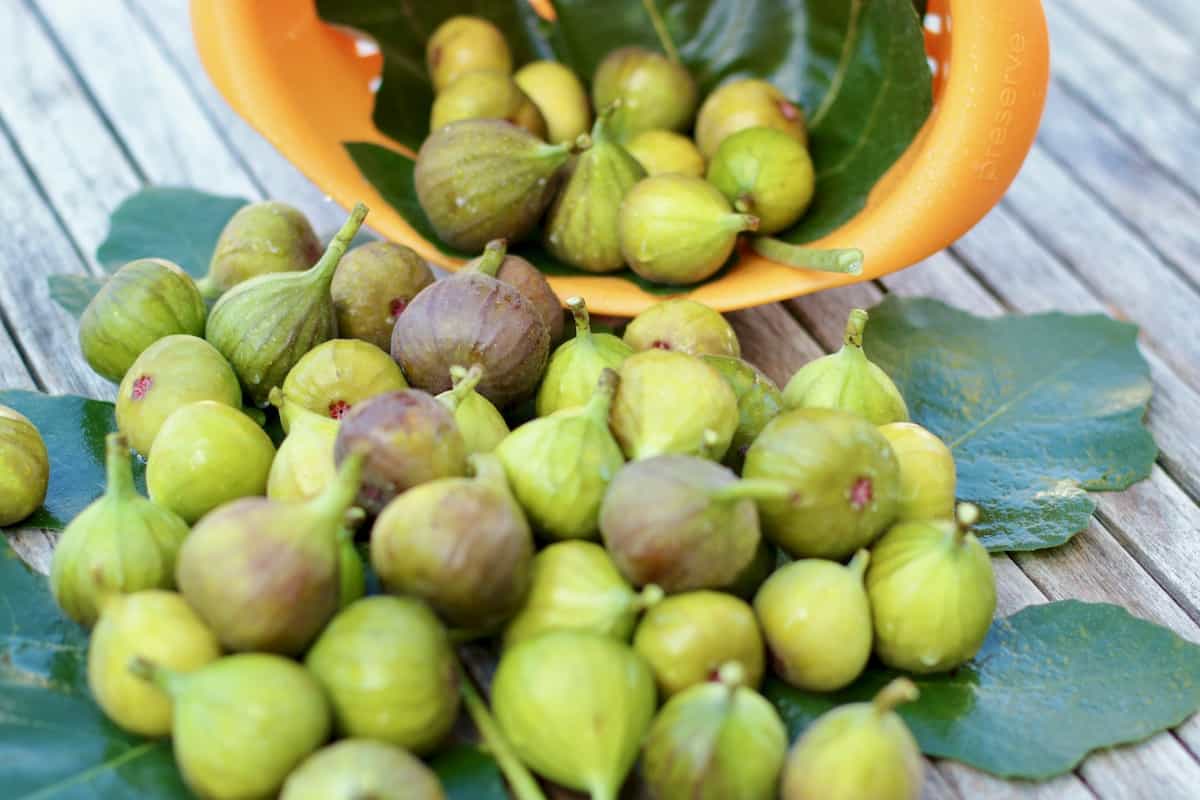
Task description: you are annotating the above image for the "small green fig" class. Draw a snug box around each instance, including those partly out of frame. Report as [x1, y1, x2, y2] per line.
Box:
[781, 678, 923, 800]
[0, 404, 48, 527]
[266, 388, 340, 502]
[619, 174, 758, 285]
[87, 590, 221, 737]
[50, 434, 189, 627]
[198, 201, 322, 298]
[642, 662, 787, 800]
[783, 308, 909, 425]
[305, 596, 460, 754]
[537, 296, 633, 416]
[331, 241, 435, 351]
[514, 60, 592, 144]
[436, 365, 510, 454]
[754, 551, 873, 692]
[130, 653, 331, 800]
[464, 238, 565, 344]
[281, 740, 446, 800]
[633, 591, 765, 697]
[281, 338, 407, 429]
[426, 15, 512, 92]
[337, 528, 366, 609]
[701, 354, 784, 471]
[493, 631, 657, 800]
[623, 298, 741, 357]
[79, 258, 207, 382]
[431, 69, 547, 138]
[708, 127, 815, 234]
[695, 78, 807, 160]
[867, 503, 996, 674]
[878, 422, 956, 522]
[592, 46, 698, 141]
[625, 129, 705, 177]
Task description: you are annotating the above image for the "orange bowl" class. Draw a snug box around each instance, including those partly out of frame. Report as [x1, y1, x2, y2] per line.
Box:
[192, 0, 1049, 316]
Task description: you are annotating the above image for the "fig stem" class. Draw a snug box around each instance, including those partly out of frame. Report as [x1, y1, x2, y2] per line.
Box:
[307, 202, 369, 290]
[103, 433, 136, 499]
[873, 677, 920, 715]
[474, 240, 508, 278]
[443, 364, 485, 409]
[724, 213, 759, 234]
[632, 583, 665, 612]
[310, 449, 367, 525]
[955, 502, 981, 544]
[734, 195, 755, 215]
[697, 428, 723, 461]
[566, 296, 593, 342]
[847, 549, 871, 580]
[751, 237, 865, 276]
[843, 308, 869, 349]
[716, 661, 747, 690]
[469, 452, 508, 489]
[584, 368, 620, 421]
[570, 132, 593, 155]
[459, 676, 549, 800]
[710, 478, 796, 505]
[267, 386, 286, 411]
[592, 100, 622, 144]
[126, 656, 177, 694]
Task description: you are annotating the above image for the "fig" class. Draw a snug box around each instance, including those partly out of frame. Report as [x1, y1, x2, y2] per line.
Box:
[503, 540, 663, 648]
[493, 630, 657, 800]
[783, 308, 909, 425]
[781, 678, 923, 800]
[642, 662, 787, 800]
[87, 590, 221, 737]
[611, 349, 739, 460]
[333, 390, 468, 514]
[146, 401, 276, 524]
[544, 103, 647, 273]
[331, 240, 435, 351]
[431, 69, 547, 138]
[205, 203, 367, 406]
[280, 338, 407, 429]
[743, 407, 900, 560]
[305, 596, 460, 754]
[867, 503, 996, 673]
[633, 591, 765, 697]
[623, 298, 741, 357]
[266, 388, 339, 502]
[625, 129, 705, 177]
[695, 78, 808, 160]
[50, 434, 188, 627]
[337, 528, 366, 609]
[174, 451, 365, 654]
[426, 15, 512, 92]
[198, 201, 322, 298]
[281, 740, 446, 800]
[592, 46, 698, 141]
[754, 551, 873, 691]
[536, 296, 633, 416]
[618, 174, 758, 285]
[701, 354, 784, 471]
[371, 452, 534, 630]
[514, 60, 591, 144]
[79, 258, 207, 382]
[708, 127, 815, 234]
[436, 365, 510, 453]
[0, 404, 48, 527]
[130, 653, 330, 800]
[496, 369, 624, 540]
[414, 119, 587, 252]
[878, 422, 957, 521]
[115, 334, 242, 456]
[464, 238, 565, 343]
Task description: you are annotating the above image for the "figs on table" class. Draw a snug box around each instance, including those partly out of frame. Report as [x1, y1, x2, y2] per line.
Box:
[878, 421, 957, 522]
[330, 241, 434, 351]
[280, 338, 408, 428]
[623, 298, 741, 357]
[281, 739, 446, 800]
[198, 201, 322, 298]
[0, 404, 48, 527]
[536, 296, 632, 417]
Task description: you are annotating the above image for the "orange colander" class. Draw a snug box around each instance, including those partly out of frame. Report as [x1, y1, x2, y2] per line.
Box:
[191, 0, 1049, 316]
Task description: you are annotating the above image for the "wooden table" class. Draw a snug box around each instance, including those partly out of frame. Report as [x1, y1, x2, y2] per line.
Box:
[3, 1, 1200, 797]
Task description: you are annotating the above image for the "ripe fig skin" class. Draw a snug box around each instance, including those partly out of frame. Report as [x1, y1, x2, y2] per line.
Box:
[754, 551, 873, 692]
[625, 129, 706, 177]
[743, 407, 901, 560]
[87, 590, 221, 737]
[695, 78, 808, 160]
[431, 69, 547, 138]
[426, 15, 512, 92]
[435, 365, 510, 454]
[708, 126, 815, 234]
[537, 296, 633, 417]
[701, 354, 784, 471]
[50, 434, 189, 628]
[305, 596, 460, 754]
[633, 591, 765, 697]
[147, 401, 276, 524]
[464, 239, 565, 344]
[281, 739, 447, 800]
[331, 241, 434, 351]
[514, 60, 592, 144]
[623, 298, 741, 357]
[281, 338, 408, 429]
[116, 334, 242, 457]
[592, 46, 698, 141]
[878, 422, 957, 522]
[199, 201, 322, 298]
[79, 258, 207, 383]
[266, 389, 340, 502]
[337, 529, 366, 609]
[0, 404, 48, 527]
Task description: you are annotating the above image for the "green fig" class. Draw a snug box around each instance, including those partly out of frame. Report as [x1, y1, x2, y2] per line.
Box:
[426, 15, 512, 92]
[205, 203, 367, 406]
[87, 590, 221, 737]
[634, 591, 765, 697]
[695, 78, 807, 160]
[611, 350, 739, 460]
[198, 201, 323, 298]
[783, 309, 909, 425]
[337, 528, 366, 609]
[623, 298, 741, 357]
[701, 354, 784, 470]
[592, 46, 698, 141]
[0, 405, 48, 527]
[50, 434, 189, 627]
[537, 296, 632, 416]
[493, 631, 657, 800]
[266, 388, 339, 502]
[878, 422, 956, 521]
[867, 503, 996, 673]
[330, 241, 435, 351]
[619, 174, 758, 285]
[371, 452, 534, 630]
[175, 452, 364, 654]
[625, 129, 705, 177]
[79, 258, 207, 382]
[503, 540, 663, 648]
[708, 127, 815, 234]
[334, 390, 468, 514]
[743, 407, 900, 560]
[754, 551, 873, 691]
[130, 653, 331, 800]
[431, 69, 547, 138]
[781, 678, 923, 800]
[464, 238, 565, 343]
[642, 662, 787, 800]
[435, 365, 510, 453]
[414, 119, 588, 252]
[496, 369, 624, 540]
[305, 596, 460, 754]
[514, 60, 591, 144]
[281, 740, 446, 800]
[280, 338, 407, 428]
[116, 334, 242, 456]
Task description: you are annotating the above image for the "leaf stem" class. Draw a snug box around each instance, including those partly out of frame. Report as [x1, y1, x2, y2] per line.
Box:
[642, 0, 680, 63]
[872, 677, 919, 715]
[752, 237, 864, 275]
[460, 676, 548, 800]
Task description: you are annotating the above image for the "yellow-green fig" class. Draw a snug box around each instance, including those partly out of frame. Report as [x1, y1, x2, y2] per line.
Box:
[783, 309, 909, 425]
[514, 60, 591, 144]
[431, 69, 547, 138]
[266, 388, 339, 502]
[878, 422, 956, 521]
[337, 528, 366, 609]
[305, 596, 460, 754]
[463, 239, 565, 344]
[625, 129, 705, 177]
[330, 241, 434, 351]
[754, 551, 873, 692]
[536, 296, 633, 417]
[0, 405, 48, 527]
[592, 46, 698, 141]
[436, 365, 510, 454]
[867, 503, 996, 674]
[130, 653, 331, 800]
[707, 127, 815, 234]
[701, 354, 784, 471]
[695, 78, 808, 160]
[87, 590, 221, 737]
[781, 678, 923, 800]
[50, 434, 189, 627]
[623, 298, 741, 357]
[493, 631, 657, 800]
[280, 338, 407, 428]
[426, 15, 512, 92]
[198, 201, 323, 298]
[281, 740, 446, 800]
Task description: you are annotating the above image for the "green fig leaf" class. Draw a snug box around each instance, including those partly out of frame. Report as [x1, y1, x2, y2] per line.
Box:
[431, 746, 511, 800]
[47, 275, 108, 320]
[765, 601, 1200, 779]
[864, 297, 1156, 551]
